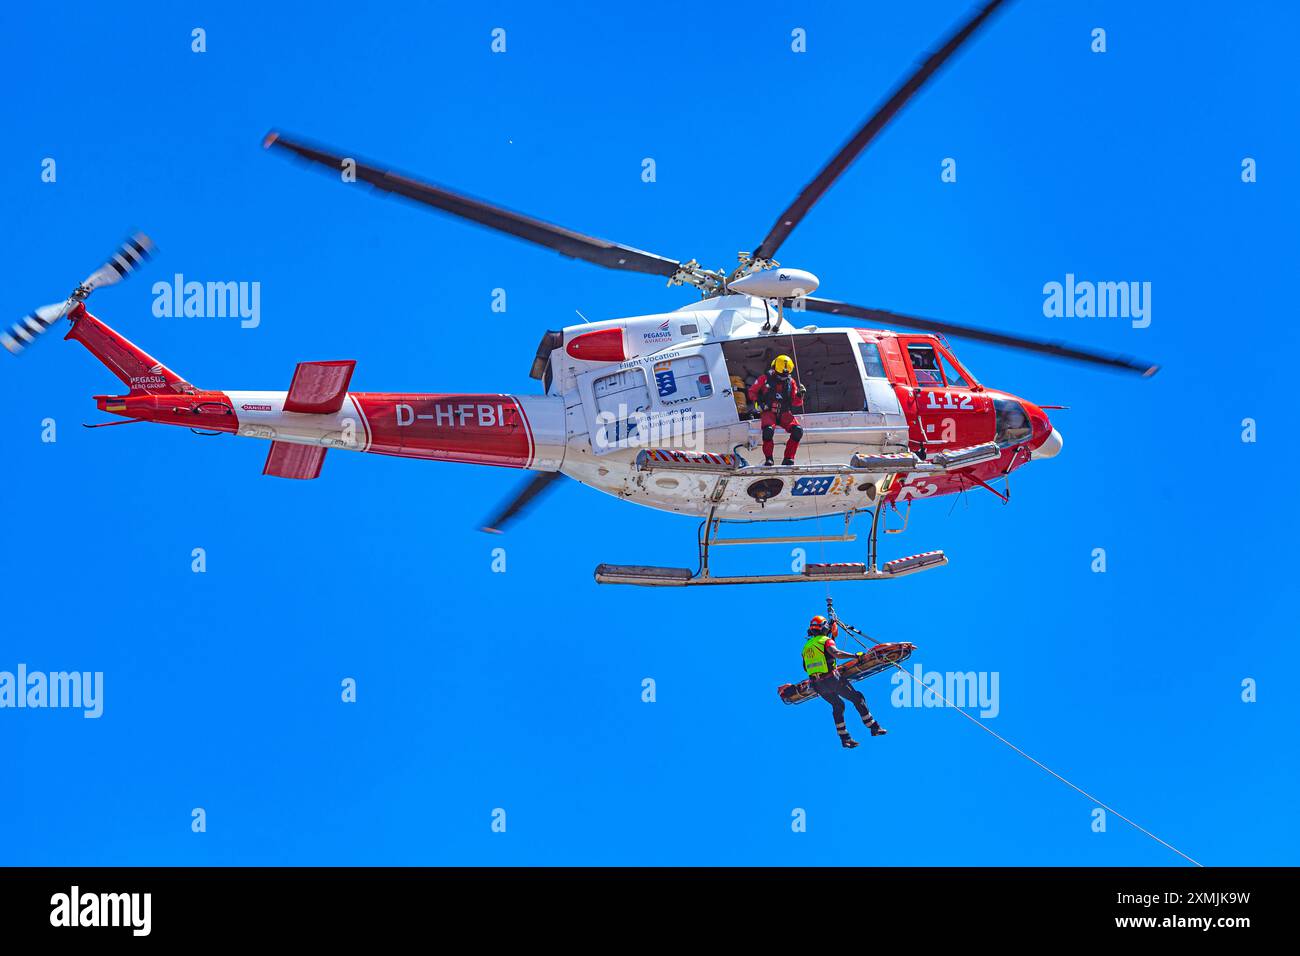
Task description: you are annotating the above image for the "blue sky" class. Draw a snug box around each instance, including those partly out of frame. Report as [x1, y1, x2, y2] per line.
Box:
[2, 0, 1297, 865]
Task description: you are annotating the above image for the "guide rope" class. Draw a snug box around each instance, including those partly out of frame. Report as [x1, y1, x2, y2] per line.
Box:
[826, 603, 1203, 868]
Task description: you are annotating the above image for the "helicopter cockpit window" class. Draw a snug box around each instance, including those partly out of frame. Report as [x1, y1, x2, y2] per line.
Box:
[994, 398, 1033, 446]
[937, 352, 969, 388]
[857, 342, 888, 379]
[907, 344, 944, 386]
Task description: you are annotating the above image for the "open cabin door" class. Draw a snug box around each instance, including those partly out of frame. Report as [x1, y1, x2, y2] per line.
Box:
[721, 332, 906, 445]
[721, 332, 868, 421]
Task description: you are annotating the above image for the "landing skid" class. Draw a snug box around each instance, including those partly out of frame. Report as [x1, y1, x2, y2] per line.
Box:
[594, 502, 947, 587]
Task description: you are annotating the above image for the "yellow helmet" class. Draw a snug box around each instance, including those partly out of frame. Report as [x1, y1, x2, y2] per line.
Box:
[772, 354, 794, 374]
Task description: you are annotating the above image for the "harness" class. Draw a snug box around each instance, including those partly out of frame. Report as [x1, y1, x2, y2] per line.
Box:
[758, 372, 798, 414]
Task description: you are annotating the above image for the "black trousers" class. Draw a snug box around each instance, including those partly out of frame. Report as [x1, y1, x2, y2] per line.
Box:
[812, 674, 877, 735]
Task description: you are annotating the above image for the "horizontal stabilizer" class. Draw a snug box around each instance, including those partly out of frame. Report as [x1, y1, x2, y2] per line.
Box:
[263, 441, 327, 480]
[284, 360, 356, 414]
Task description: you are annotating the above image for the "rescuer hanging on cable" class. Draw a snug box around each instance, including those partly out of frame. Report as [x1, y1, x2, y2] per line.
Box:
[802, 614, 887, 748]
[748, 354, 805, 466]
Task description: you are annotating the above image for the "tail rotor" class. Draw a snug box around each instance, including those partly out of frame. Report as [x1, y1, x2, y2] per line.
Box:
[2, 233, 154, 355]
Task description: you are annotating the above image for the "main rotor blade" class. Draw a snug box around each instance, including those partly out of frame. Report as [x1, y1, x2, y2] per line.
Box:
[481, 471, 563, 534]
[264, 132, 682, 278]
[753, 0, 1008, 262]
[802, 297, 1159, 376]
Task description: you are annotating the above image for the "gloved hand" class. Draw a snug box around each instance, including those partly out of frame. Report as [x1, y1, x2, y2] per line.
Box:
[798, 384, 808, 398]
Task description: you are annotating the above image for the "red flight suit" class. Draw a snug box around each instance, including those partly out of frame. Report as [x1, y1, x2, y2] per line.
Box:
[748, 372, 805, 462]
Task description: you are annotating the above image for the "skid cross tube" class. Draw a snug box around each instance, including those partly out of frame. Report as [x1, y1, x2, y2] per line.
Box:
[692, 507, 854, 578]
[704, 511, 855, 549]
[594, 501, 945, 586]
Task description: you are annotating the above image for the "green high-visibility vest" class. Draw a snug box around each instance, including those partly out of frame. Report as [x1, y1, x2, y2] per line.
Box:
[802, 636, 831, 676]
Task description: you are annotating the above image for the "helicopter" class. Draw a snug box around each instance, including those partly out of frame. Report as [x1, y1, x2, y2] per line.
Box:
[5, 0, 1155, 587]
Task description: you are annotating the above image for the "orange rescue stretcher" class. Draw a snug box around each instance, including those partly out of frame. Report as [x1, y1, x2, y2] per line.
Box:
[777, 642, 916, 705]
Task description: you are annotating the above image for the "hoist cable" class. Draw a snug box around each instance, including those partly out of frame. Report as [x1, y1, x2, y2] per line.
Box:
[827, 611, 1203, 867]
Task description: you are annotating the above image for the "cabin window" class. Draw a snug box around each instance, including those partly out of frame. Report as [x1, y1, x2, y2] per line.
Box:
[994, 398, 1032, 446]
[653, 355, 712, 405]
[857, 342, 888, 379]
[593, 367, 651, 444]
[906, 344, 944, 386]
[907, 342, 971, 388]
[939, 346, 976, 387]
[722, 333, 867, 419]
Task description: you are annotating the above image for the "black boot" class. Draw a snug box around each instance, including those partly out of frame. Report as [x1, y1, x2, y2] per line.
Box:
[763, 456, 774, 466]
[861, 711, 888, 736]
[840, 735, 860, 749]
[781, 457, 795, 466]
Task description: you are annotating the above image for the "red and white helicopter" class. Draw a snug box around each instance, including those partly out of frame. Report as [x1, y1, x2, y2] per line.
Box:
[5, 0, 1155, 586]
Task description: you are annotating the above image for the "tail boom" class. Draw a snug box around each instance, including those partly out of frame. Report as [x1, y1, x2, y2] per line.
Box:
[73, 307, 566, 474]
[226, 391, 565, 470]
[95, 389, 566, 470]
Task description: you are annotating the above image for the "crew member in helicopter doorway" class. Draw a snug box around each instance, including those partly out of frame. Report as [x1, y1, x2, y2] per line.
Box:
[748, 354, 805, 466]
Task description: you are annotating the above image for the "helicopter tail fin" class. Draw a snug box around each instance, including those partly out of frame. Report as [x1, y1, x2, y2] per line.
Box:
[65, 304, 193, 395]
